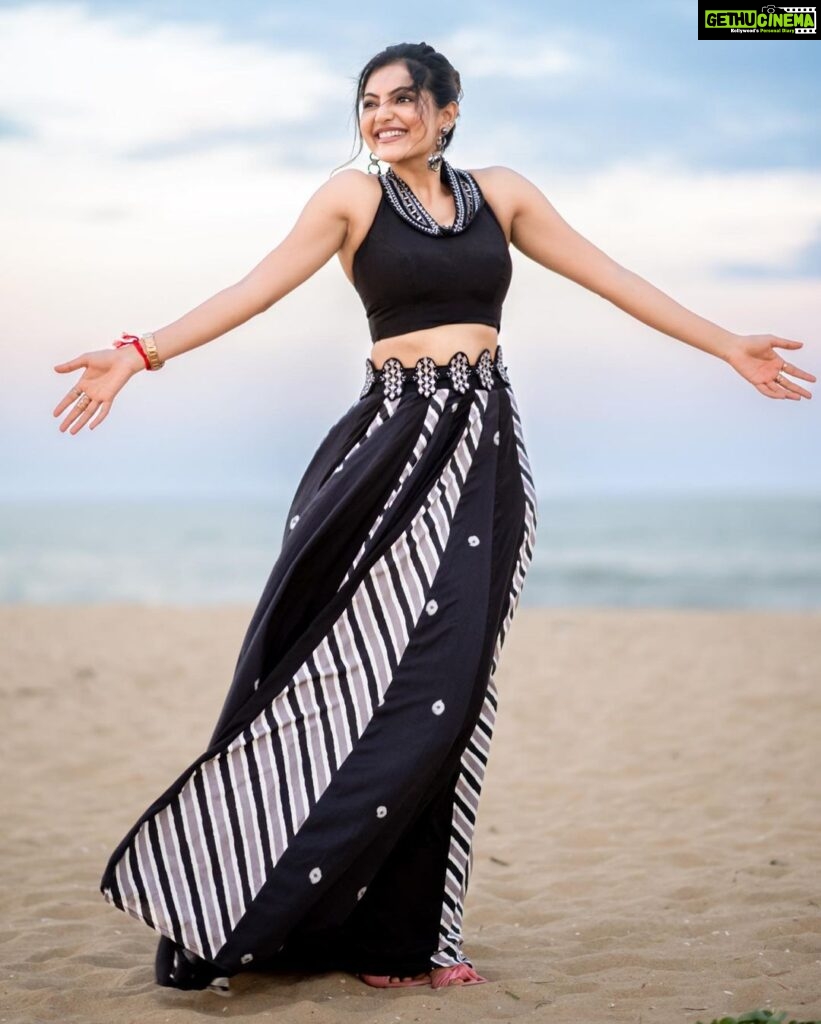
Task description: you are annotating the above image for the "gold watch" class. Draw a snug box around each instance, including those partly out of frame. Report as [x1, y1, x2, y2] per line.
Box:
[140, 332, 165, 370]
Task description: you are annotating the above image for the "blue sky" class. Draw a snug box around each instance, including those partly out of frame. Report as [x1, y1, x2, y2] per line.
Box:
[2, 0, 819, 499]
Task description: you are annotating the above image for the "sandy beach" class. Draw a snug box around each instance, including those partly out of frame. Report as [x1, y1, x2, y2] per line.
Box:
[1, 604, 819, 1024]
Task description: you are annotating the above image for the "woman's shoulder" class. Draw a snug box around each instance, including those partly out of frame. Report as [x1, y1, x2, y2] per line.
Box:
[327, 167, 379, 192]
[464, 166, 530, 231]
[305, 168, 380, 232]
[464, 165, 531, 192]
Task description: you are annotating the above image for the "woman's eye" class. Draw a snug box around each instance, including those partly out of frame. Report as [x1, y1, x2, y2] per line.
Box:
[363, 95, 411, 110]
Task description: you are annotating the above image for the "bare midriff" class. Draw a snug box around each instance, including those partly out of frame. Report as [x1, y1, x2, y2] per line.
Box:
[369, 323, 499, 371]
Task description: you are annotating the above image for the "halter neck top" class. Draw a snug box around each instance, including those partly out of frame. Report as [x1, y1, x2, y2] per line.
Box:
[352, 160, 513, 343]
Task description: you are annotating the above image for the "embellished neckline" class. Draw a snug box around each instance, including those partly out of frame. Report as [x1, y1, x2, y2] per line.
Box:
[380, 159, 484, 237]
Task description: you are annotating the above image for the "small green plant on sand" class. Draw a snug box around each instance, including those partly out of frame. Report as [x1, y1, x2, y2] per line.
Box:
[696, 1011, 821, 1024]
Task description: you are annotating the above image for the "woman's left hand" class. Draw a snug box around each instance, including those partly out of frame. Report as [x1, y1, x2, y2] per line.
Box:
[725, 333, 815, 401]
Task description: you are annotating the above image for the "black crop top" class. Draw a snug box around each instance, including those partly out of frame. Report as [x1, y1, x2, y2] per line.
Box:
[352, 160, 513, 343]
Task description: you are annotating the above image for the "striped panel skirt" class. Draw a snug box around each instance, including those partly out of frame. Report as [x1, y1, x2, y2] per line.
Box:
[99, 345, 538, 986]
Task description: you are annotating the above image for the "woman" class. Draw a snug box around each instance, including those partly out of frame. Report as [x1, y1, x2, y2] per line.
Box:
[53, 42, 813, 994]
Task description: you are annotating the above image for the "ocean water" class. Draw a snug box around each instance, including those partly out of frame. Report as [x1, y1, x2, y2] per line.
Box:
[1, 493, 819, 609]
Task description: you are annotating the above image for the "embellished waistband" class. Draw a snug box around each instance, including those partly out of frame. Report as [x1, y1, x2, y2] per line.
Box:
[360, 346, 511, 401]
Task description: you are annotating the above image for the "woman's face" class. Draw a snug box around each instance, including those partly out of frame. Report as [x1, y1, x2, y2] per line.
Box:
[360, 62, 455, 164]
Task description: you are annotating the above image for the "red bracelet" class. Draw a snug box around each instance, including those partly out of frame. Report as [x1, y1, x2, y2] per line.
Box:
[113, 332, 151, 370]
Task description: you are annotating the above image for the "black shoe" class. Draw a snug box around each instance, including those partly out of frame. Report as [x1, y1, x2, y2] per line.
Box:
[154, 935, 230, 991]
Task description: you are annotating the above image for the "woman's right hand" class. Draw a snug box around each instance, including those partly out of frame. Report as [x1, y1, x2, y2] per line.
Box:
[52, 343, 146, 434]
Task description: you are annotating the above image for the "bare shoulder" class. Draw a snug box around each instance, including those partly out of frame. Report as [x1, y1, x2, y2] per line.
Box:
[467, 165, 544, 208]
[326, 166, 373, 190]
[464, 165, 536, 241]
[321, 169, 384, 279]
[321, 167, 378, 213]
[466, 165, 523, 183]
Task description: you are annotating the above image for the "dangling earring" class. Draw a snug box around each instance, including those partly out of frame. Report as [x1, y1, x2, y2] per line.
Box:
[427, 124, 452, 172]
[367, 151, 381, 175]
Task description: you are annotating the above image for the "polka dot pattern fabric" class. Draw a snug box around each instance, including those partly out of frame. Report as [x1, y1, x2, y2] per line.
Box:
[100, 352, 537, 982]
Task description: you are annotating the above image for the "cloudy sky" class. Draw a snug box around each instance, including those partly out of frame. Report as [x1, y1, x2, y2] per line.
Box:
[3, 0, 819, 499]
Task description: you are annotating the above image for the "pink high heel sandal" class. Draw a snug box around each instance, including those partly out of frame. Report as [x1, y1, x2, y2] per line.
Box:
[430, 963, 488, 988]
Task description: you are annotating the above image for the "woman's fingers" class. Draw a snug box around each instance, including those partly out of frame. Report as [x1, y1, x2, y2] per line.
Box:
[57, 392, 115, 431]
[771, 339, 815, 397]
[53, 386, 89, 418]
[53, 355, 91, 418]
[52, 349, 126, 433]
[756, 380, 789, 400]
[57, 402, 85, 433]
[772, 378, 800, 400]
[59, 395, 99, 433]
[62, 400, 97, 434]
[777, 374, 812, 400]
[780, 361, 816, 385]
[71, 398, 98, 433]
[89, 401, 111, 431]
[53, 355, 88, 373]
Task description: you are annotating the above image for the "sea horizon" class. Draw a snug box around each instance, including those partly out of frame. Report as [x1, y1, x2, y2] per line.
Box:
[2, 490, 819, 610]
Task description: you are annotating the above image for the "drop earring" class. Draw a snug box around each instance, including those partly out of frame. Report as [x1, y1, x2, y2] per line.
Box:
[427, 124, 452, 172]
[367, 151, 381, 174]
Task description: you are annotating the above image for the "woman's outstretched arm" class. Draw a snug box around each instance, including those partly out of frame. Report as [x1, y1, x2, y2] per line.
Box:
[52, 170, 359, 434]
[501, 166, 814, 402]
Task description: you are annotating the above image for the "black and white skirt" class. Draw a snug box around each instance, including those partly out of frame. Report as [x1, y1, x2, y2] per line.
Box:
[99, 345, 538, 986]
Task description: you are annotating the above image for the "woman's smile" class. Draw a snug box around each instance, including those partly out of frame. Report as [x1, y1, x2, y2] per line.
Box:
[375, 129, 409, 144]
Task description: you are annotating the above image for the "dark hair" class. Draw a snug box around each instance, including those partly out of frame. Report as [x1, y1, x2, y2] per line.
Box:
[331, 42, 463, 176]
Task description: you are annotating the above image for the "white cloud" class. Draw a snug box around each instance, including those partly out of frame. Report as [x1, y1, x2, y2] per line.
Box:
[540, 154, 821, 278]
[440, 26, 595, 81]
[3, 4, 819, 499]
[0, 2, 341, 153]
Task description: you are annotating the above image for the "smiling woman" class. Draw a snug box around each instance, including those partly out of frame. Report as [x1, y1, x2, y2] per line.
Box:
[51, 32, 814, 1006]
